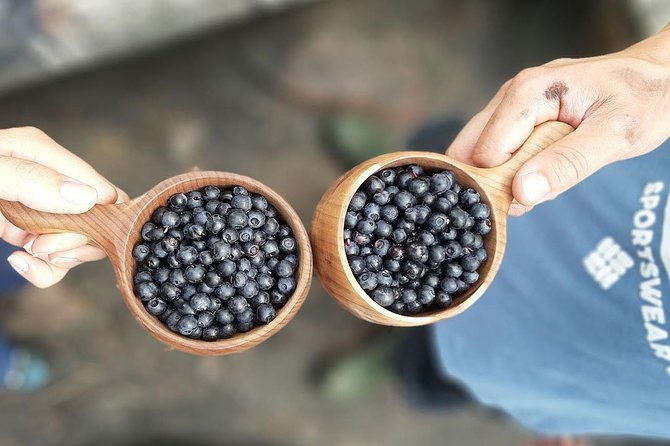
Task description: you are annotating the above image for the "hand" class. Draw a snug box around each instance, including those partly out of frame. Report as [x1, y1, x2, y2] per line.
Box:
[0, 127, 128, 287]
[447, 23, 670, 215]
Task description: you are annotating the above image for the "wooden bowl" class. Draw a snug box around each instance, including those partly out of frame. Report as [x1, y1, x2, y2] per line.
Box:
[311, 122, 573, 326]
[0, 171, 313, 355]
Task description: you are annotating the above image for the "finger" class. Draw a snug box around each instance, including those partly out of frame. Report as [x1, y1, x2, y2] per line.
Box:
[512, 115, 619, 206]
[0, 214, 34, 247]
[47, 244, 106, 268]
[0, 127, 119, 204]
[0, 156, 100, 213]
[471, 69, 593, 168]
[447, 81, 511, 163]
[115, 187, 130, 203]
[28, 232, 90, 258]
[6, 251, 68, 288]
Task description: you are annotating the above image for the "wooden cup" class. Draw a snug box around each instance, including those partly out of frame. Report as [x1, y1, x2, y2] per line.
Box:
[0, 171, 313, 355]
[311, 121, 573, 326]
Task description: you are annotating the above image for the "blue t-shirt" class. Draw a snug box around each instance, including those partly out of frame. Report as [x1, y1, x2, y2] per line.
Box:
[433, 139, 670, 438]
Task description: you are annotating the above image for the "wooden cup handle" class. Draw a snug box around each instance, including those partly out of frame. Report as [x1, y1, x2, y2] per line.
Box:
[490, 121, 574, 196]
[0, 200, 134, 255]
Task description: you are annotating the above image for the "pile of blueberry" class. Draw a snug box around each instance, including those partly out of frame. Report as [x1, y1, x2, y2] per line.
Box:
[132, 186, 299, 341]
[344, 165, 491, 315]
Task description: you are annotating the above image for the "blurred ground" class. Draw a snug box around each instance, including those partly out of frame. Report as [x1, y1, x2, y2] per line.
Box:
[0, 0, 663, 445]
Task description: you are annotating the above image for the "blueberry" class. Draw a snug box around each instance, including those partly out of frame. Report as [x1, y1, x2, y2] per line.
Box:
[237, 308, 255, 325]
[408, 177, 430, 197]
[406, 241, 428, 262]
[391, 229, 407, 244]
[374, 220, 393, 238]
[166, 312, 181, 332]
[373, 190, 391, 205]
[276, 260, 295, 278]
[251, 291, 271, 308]
[221, 228, 239, 244]
[462, 271, 479, 284]
[388, 245, 405, 260]
[406, 165, 424, 177]
[431, 171, 454, 194]
[471, 234, 484, 250]
[369, 269, 389, 286]
[395, 171, 414, 188]
[233, 186, 249, 196]
[205, 199, 221, 214]
[418, 285, 435, 306]
[240, 280, 259, 299]
[403, 260, 425, 280]
[371, 286, 394, 307]
[440, 227, 458, 241]
[473, 219, 492, 235]
[365, 255, 383, 272]
[390, 301, 406, 314]
[396, 219, 415, 233]
[263, 218, 280, 236]
[451, 183, 462, 194]
[232, 271, 248, 289]
[459, 188, 480, 208]
[152, 207, 167, 225]
[208, 297, 222, 312]
[461, 255, 480, 272]
[427, 212, 449, 232]
[406, 301, 423, 314]
[228, 209, 248, 229]
[169, 269, 187, 287]
[215, 308, 235, 325]
[449, 208, 468, 229]
[354, 231, 371, 246]
[423, 273, 440, 288]
[444, 241, 462, 259]
[401, 289, 417, 304]
[231, 194, 252, 211]
[393, 191, 416, 210]
[177, 315, 198, 336]
[143, 255, 161, 270]
[202, 271, 222, 288]
[237, 321, 254, 333]
[185, 265, 206, 283]
[277, 277, 296, 295]
[204, 215, 225, 235]
[169, 193, 187, 210]
[443, 262, 463, 278]
[253, 230, 267, 245]
[363, 203, 381, 221]
[219, 324, 237, 339]
[211, 241, 231, 261]
[433, 197, 452, 214]
[344, 239, 359, 256]
[202, 326, 219, 341]
[133, 244, 151, 262]
[152, 242, 169, 259]
[186, 191, 204, 209]
[182, 285, 197, 300]
[197, 282, 215, 295]
[428, 245, 446, 264]
[380, 205, 399, 222]
[373, 239, 390, 256]
[263, 240, 280, 258]
[475, 248, 488, 263]
[444, 190, 459, 206]
[203, 186, 220, 200]
[385, 258, 401, 272]
[160, 282, 180, 302]
[185, 223, 205, 240]
[279, 237, 296, 253]
[464, 216, 475, 230]
[247, 210, 266, 229]
[145, 227, 165, 242]
[459, 231, 475, 248]
[356, 219, 376, 235]
[190, 293, 211, 312]
[422, 193, 436, 206]
[349, 191, 367, 211]
[470, 203, 490, 220]
[136, 282, 158, 301]
[404, 206, 419, 223]
[270, 289, 288, 307]
[379, 169, 396, 185]
[179, 212, 193, 226]
[359, 246, 373, 256]
[250, 194, 268, 211]
[228, 296, 249, 314]
[134, 271, 153, 284]
[256, 303, 276, 325]
[344, 211, 359, 229]
[440, 277, 459, 294]
[364, 175, 385, 195]
[435, 291, 452, 308]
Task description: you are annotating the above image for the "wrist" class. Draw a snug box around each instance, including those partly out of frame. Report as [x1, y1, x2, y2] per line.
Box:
[628, 22, 670, 67]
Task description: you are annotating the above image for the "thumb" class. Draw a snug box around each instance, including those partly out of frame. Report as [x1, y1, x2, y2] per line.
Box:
[0, 155, 97, 213]
[511, 118, 617, 206]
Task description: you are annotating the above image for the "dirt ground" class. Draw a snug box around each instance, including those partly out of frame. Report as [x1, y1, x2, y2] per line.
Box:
[0, 0, 663, 445]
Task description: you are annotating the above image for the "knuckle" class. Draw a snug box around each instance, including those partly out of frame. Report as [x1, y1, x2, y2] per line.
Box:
[548, 144, 590, 185]
[12, 158, 41, 180]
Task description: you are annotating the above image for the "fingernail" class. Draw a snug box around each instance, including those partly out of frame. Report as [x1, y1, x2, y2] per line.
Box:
[520, 172, 550, 204]
[60, 180, 97, 207]
[7, 255, 29, 275]
[49, 256, 81, 266]
[23, 239, 35, 255]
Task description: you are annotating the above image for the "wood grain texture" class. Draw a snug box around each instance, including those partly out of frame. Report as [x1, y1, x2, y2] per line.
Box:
[310, 121, 573, 326]
[0, 171, 313, 356]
